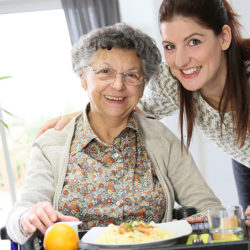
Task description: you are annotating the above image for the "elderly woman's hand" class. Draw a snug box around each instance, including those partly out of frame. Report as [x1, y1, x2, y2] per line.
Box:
[245, 206, 250, 227]
[20, 201, 79, 235]
[36, 112, 80, 138]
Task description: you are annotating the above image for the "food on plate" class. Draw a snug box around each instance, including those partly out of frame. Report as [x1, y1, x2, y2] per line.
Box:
[96, 221, 174, 244]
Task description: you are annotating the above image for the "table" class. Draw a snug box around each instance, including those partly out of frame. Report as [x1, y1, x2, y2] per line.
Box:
[79, 239, 250, 250]
[21, 237, 250, 250]
[21, 228, 250, 250]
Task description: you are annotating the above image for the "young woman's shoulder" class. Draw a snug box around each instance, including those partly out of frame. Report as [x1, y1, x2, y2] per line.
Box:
[154, 62, 178, 92]
[138, 62, 179, 119]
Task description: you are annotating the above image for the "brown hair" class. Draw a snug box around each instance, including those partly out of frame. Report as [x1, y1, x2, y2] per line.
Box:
[159, 0, 250, 148]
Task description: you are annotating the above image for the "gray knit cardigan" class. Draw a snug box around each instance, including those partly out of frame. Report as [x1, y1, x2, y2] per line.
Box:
[7, 113, 223, 244]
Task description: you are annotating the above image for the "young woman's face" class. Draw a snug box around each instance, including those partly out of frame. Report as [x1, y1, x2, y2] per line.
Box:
[160, 16, 231, 92]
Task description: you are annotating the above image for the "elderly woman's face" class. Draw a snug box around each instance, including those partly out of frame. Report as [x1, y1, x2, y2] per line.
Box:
[82, 48, 145, 120]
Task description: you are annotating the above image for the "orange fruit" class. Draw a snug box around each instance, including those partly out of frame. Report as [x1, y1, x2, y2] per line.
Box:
[44, 223, 79, 250]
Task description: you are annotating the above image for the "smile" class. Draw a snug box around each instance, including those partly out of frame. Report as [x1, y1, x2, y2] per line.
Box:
[181, 66, 202, 75]
[105, 95, 125, 101]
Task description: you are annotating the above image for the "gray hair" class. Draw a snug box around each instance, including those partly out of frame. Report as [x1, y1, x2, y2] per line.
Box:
[71, 23, 161, 81]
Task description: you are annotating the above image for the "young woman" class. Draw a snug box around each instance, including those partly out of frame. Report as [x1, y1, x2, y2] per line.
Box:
[38, 0, 250, 216]
[146, 0, 250, 212]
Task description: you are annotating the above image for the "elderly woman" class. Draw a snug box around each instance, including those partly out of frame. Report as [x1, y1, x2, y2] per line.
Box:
[7, 23, 222, 244]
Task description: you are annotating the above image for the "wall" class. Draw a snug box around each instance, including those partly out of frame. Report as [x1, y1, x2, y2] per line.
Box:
[118, 0, 163, 55]
[0, 0, 249, 208]
[118, 0, 250, 208]
[229, 0, 250, 37]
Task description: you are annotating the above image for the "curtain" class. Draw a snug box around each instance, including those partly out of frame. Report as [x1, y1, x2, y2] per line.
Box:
[61, 0, 121, 45]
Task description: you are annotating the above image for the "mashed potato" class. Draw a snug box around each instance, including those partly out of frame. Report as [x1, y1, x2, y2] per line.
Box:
[96, 221, 174, 244]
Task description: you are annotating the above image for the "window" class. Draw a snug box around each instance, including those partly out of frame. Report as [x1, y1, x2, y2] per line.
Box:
[0, 9, 88, 227]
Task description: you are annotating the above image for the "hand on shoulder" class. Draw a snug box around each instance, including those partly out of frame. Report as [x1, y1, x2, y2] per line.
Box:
[36, 112, 80, 138]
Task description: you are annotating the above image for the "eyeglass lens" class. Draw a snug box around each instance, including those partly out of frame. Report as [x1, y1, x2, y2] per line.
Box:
[94, 67, 142, 85]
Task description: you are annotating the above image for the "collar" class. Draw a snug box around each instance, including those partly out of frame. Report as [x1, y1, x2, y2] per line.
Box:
[71, 103, 138, 156]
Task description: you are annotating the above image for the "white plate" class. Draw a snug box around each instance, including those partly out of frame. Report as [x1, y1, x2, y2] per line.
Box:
[81, 220, 192, 249]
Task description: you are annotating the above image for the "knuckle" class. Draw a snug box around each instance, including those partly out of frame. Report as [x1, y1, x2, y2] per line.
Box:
[29, 214, 36, 223]
[42, 202, 47, 208]
[37, 208, 44, 216]
[43, 201, 50, 206]
[34, 202, 42, 210]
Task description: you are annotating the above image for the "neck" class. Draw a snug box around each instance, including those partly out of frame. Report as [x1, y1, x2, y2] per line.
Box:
[200, 76, 226, 99]
[200, 56, 228, 110]
[88, 111, 129, 144]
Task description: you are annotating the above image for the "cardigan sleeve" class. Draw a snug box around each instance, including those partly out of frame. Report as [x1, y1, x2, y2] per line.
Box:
[135, 114, 223, 220]
[6, 142, 55, 245]
[166, 138, 223, 214]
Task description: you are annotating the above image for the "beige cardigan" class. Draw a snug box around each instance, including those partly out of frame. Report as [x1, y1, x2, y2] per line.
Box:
[7, 113, 223, 244]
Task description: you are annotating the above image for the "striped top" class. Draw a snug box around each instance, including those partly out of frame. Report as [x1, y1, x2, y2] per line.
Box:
[139, 62, 250, 167]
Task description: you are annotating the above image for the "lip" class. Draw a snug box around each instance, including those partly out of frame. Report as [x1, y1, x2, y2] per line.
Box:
[104, 95, 126, 104]
[179, 66, 202, 79]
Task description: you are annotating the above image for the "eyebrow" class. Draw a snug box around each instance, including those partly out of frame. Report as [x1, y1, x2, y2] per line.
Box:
[101, 63, 139, 71]
[102, 62, 111, 67]
[162, 33, 205, 44]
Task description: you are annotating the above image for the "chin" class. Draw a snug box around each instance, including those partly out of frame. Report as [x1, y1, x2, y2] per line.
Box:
[186, 86, 201, 92]
[176, 74, 204, 92]
[105, 111, 125, 118]
[179, 83, 200, 92]
[178, 78, 204, 92]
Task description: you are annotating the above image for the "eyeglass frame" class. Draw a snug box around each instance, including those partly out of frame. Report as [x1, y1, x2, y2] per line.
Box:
[83, 66, 147, 86]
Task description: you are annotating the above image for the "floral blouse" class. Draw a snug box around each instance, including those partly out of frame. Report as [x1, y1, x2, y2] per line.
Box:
[139, 62, 249, 167]
[58, 107, 166, 230]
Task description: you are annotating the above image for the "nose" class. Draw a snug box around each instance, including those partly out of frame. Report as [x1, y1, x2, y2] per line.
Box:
[110, 73, 125, 90]
[174, 47, 190, 68]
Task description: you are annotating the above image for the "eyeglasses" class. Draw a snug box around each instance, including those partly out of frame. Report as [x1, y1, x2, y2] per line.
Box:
[84, 66, 145, 86]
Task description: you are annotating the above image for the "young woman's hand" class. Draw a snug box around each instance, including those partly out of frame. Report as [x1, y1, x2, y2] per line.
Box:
[36, 107, 147, 139]
[134, 106, 146, 116]
[36, 112, 80, 138]
[245, 205, 250, 227]
[20, 201, 79, 234]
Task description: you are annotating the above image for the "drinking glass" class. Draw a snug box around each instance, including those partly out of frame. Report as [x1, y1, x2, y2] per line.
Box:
[207, 205, 244, 242]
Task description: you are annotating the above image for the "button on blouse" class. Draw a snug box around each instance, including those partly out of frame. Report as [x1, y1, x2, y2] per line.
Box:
[58, 106, 166, 230]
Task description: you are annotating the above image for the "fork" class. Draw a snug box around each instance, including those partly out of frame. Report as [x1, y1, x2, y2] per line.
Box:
[192, 222, 204, 244]
[193, 234, 204, 244]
